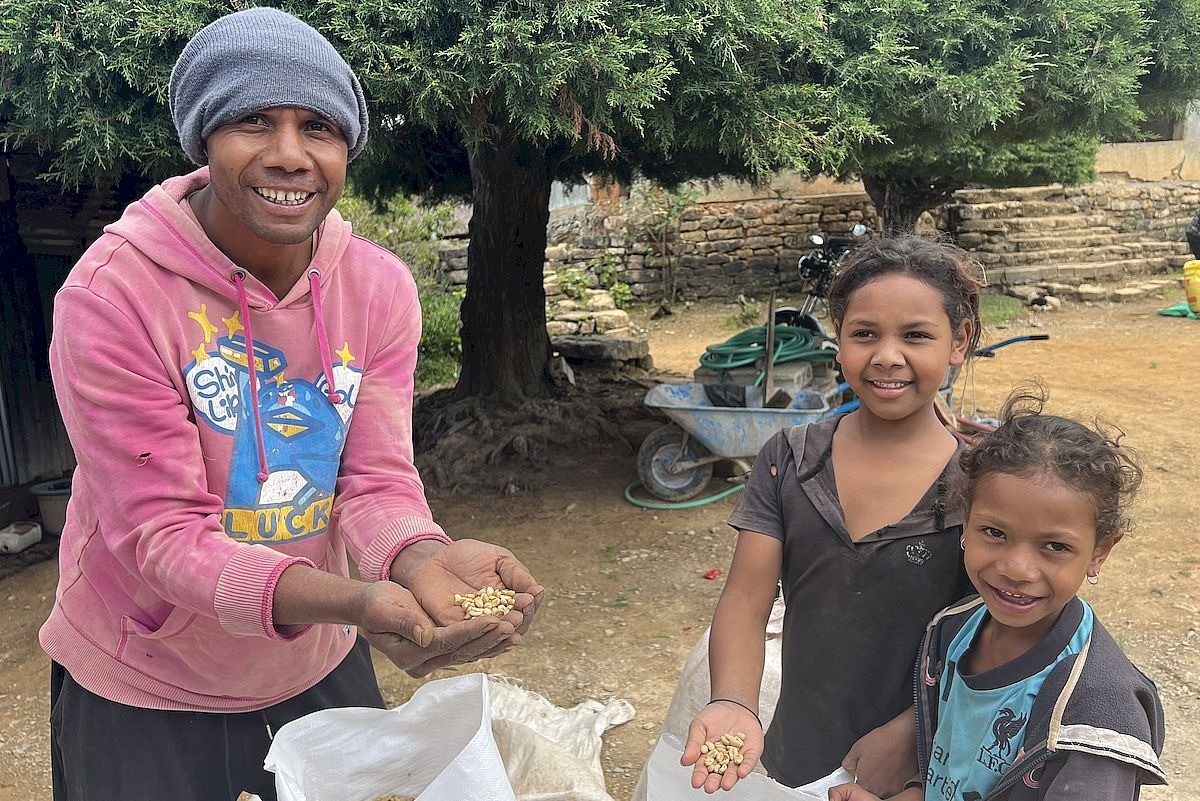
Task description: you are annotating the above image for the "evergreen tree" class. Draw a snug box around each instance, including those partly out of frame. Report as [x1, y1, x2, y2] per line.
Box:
[837, 0, 1200, 230]
[4, 0, 1199, 402]
[1, 0, 873, 404]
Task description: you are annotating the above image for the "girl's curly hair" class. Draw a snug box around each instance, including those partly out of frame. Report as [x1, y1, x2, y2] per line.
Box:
[958, 385, 1143, 543]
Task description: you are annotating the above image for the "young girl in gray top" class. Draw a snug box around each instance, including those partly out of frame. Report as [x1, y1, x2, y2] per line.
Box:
[682, 236, 984, 794]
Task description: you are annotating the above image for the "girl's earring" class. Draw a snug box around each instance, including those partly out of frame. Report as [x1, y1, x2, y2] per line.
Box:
[959, 537, 966, 551]
[1086, 572, 1100, 586]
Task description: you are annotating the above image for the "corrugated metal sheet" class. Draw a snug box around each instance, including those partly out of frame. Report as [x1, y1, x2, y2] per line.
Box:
[0, 150, 128, 487]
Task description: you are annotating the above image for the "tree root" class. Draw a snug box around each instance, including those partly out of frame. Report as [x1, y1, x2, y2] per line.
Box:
[413, 369, 657, 493]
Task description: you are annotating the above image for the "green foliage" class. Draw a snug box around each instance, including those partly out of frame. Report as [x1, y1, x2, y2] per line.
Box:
[557, 254, 636, 308]
[333, 191, 462, 386]
[316, 0, 882, 201]
[593, 255, 622, 290]
[590, 253, 632, 308]
[335, 192, 456, 274]
[866, 134, 1101, 194]
[979, 294, 1025, 327]
[5, 0, 1199, 204]
[556, 268, 592, 301]
[594, 257, 633, 308]
[727, 301, 761, 329]
[608, 282, 633, 309]
[0, 2, 198, 186]
[4, 0, 1200, 397]
[832, 0, 1200, 226]
[416, 284, 464, 388]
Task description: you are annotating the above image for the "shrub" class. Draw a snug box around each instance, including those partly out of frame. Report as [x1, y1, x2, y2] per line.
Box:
[335, 192, 455, 275]
[336, 191, 463, 388]
[416, 285, 464, 388]
[557, 268, 592, 301]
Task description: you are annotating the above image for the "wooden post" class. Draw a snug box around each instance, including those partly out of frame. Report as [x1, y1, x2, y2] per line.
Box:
[762, 290, 776, 408]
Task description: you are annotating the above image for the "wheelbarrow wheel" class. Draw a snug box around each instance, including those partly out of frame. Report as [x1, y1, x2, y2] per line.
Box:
[637, 424, 715, 502]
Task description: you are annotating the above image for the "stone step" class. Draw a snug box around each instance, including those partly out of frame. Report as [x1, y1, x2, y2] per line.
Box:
[989, 257, 1179, 286]
[958, 229, 1118, 251]
[953, 185, 1068, 205]
[978, 241, 1190, 268]
[1000, 230, 1190, 251]
[1006, 231, 1118, 250]
[954, 199, 1195, 226]
[952, 199, 1085, 220]
[956, 213, 1111, 234]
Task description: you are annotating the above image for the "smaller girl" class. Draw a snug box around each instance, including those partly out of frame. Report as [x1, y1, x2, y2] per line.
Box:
[832, 390, 1166, 801]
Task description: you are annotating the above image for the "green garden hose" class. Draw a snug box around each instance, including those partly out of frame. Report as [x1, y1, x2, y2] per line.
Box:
[698, 325, 834, 385]
[623, 480, 746, 509]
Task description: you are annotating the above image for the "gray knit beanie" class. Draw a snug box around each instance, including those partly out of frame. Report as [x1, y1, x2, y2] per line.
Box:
[169, 7, 369, 165]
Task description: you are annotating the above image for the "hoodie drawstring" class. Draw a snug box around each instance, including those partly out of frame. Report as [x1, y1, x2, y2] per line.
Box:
[308, 269, 343, 404]
[232, 269, 342, 484]
[233, 271, 271, 484]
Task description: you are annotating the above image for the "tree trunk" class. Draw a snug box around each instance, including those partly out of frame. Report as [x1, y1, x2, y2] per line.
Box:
[455, 133, 554, 404]
[862, 174, 963, 234]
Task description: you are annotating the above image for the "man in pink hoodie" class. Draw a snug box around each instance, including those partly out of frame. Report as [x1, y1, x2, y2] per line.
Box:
[42, 8, 544, 800]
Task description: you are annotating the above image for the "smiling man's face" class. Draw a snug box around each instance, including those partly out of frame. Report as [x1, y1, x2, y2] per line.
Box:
[202, 106, 348, 249]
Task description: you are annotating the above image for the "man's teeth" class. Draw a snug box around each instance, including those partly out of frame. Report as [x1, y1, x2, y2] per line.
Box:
[254, 188, 312, 205]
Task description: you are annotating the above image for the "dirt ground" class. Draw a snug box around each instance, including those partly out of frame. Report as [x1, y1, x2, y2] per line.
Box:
[1, 292, 1197, 800]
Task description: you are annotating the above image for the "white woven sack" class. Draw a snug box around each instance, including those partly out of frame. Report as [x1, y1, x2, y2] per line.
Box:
[631, 595, 786, 801]
[489, 677, 634, 801]
[265, 672, 515, 801]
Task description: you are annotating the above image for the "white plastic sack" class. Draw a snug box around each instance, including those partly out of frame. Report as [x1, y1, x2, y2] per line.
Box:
[632, 596, 786, 801]
[265, 672, 514, 801]
[489, 677, 634, 801]
[264, 673, 633, 801]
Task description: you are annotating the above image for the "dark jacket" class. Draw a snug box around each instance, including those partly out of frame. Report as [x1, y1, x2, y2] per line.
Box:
[915, 596, 1166, 801]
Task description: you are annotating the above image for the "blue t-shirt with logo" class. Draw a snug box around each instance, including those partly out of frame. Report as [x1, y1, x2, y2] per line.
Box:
[925, 598, 1093, 801]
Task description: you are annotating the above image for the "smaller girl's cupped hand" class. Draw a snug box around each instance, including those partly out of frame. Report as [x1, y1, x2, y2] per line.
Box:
[841, 705, 918, 797]
[827, 782, 884, 801]
[681, 700, 764, 793]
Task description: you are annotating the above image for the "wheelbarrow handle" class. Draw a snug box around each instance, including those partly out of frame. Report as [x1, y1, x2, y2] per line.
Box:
[974, 334, 1050, 358]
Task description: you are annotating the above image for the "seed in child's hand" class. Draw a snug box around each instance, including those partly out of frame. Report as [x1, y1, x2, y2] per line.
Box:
[453, 587, 517, 620]
[700, 734, 746, 778]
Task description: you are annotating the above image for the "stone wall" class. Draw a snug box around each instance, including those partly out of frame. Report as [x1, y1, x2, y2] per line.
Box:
[436, 192, 889, 304]
[433, 178, 1199, 304]
[944, 181, 1199, 286]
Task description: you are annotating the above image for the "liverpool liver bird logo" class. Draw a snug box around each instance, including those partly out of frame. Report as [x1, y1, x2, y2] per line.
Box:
[989, 708, 1028, 756]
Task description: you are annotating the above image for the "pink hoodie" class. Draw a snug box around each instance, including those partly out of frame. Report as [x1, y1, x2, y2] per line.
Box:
[40, 168, 451, 712]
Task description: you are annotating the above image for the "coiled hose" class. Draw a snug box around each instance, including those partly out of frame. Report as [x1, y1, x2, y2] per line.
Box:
[698, 325, 834, 386]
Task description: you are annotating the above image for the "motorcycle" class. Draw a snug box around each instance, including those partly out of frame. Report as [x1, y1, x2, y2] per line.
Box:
[773, 222, 869, 336]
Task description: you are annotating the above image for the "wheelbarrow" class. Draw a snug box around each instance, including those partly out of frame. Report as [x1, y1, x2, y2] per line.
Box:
[636, 382, 833, 501]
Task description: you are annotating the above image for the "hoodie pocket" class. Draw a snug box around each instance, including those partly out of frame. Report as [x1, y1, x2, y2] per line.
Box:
[117, 605, 198, 657]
